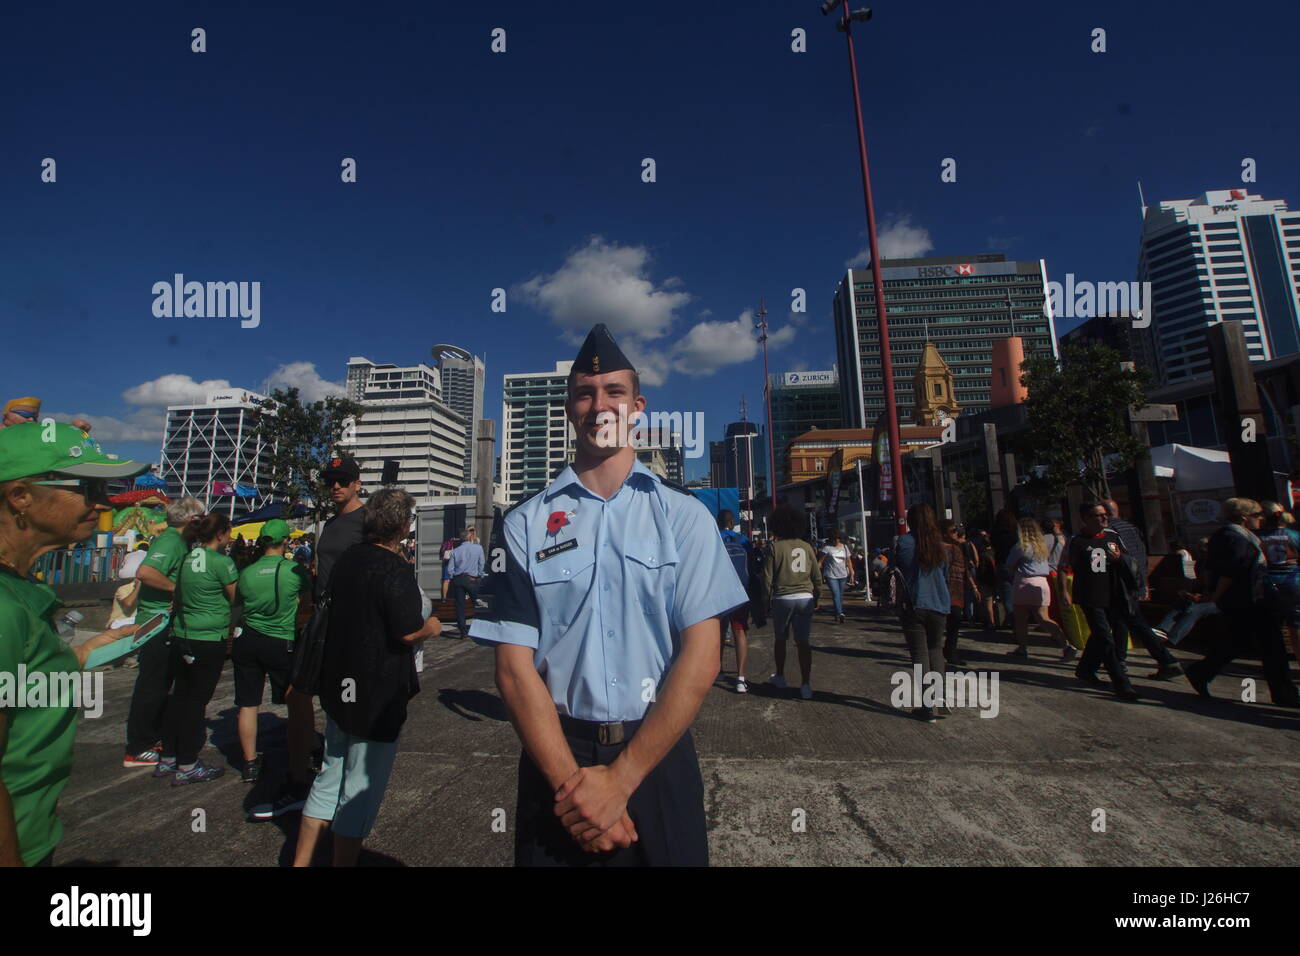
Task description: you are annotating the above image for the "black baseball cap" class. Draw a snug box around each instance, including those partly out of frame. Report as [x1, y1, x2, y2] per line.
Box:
[321, 456, 360, 484]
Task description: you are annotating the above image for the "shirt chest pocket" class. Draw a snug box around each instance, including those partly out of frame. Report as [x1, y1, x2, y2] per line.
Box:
[622, 538, 678, 613]
[531, 547, 596, 628]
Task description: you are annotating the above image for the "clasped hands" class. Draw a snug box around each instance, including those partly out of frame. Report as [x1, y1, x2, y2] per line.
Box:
[553, 763, 638, 854]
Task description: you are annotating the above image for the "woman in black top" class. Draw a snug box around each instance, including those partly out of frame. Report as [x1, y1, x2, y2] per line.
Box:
[293, 488, 441, 866]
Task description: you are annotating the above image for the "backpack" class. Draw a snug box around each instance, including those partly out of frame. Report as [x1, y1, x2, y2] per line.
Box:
[720, 530, 749, 587]
[441, 538, 456, 562]
[883, 565, 914, 616]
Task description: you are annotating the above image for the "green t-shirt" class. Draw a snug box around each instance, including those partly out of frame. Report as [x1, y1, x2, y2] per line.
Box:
[0, 571, 80, 866]
[172, 547, 238, 642]
[135, 527, 186, 621]
[238, 555, 310, 641]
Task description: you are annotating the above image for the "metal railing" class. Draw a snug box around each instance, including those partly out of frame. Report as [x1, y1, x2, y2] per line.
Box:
[32, 546, 120, 585]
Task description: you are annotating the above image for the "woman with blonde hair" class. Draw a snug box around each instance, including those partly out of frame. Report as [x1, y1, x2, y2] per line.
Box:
[1006, 517, 1072, 660]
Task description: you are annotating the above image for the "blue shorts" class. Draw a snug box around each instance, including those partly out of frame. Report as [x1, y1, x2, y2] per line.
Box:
[302, 717, 401, 839]
[442, 565, 452, 581]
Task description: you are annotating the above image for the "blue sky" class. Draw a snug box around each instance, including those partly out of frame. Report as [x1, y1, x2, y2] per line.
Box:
[3, 0, 1297, 480]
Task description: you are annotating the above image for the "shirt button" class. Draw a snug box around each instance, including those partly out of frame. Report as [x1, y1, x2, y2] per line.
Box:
[611, 679, 618, 685]
[562, 569, 570, 576]
[607, 629, 614, 637]
[603, 583, 610, 591]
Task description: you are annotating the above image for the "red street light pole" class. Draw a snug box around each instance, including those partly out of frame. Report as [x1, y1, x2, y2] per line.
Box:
[755, 299, 778, 516]
[823, 2, 907, 533]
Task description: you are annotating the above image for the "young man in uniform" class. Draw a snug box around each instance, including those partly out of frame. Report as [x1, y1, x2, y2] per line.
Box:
[1059, 502, 1140, 701]
[471, 324, 747, 866]
[255, 457, 365, 819]
[716, 510, 752, 693]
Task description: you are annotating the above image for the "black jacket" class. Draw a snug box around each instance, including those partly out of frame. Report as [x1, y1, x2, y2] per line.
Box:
[320, 543, 424, 742]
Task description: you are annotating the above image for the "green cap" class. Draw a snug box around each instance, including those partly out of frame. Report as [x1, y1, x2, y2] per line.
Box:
[0, 421, 150, 483]
[261, 518, 291, 544]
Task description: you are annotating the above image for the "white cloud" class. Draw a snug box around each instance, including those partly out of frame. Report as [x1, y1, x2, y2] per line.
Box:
[847, 214, 934, 268]
[45, 409, 165, 443]
[669, 311, 797, 378]
[122, 373, 234, 407]
[518, 236, 692, 343]
[263, 362, 345, 402]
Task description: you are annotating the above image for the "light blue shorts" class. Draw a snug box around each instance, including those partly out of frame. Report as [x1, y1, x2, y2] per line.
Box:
[302, 716, 401, 839]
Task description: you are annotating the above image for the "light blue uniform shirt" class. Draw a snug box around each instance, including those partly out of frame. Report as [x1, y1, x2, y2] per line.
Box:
[446, 540, 485, 578]
[470, 458, 748, 722]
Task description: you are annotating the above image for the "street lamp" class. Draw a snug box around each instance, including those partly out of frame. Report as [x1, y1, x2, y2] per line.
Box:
[820, 2, 908, 535]
[755, 298, 778, 514]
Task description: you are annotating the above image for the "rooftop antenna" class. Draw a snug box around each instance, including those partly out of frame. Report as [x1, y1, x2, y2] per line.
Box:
[1137, 180, 1147, 220]
[739, 394, 749, 422]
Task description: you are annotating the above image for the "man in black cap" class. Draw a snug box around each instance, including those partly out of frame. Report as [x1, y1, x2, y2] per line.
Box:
[472, 324, 746, 866]
[254, 455, 367, 820]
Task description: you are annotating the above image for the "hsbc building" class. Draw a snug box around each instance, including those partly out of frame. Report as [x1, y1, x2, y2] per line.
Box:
[832, 254, 1059, 428]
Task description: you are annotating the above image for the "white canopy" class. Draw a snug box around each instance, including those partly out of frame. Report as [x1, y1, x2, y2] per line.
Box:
[1148, 443, 1233, 491]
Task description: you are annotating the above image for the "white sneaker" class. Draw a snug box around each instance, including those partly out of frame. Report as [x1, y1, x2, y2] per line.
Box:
[735, 677, 748, 694]
[800, 683, 813, 700]
[769, 674, 788, 689]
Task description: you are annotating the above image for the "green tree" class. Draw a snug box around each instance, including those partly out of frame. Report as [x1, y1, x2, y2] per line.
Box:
[251, 388, 363, 526]
[953, 470, 991, 530]
[1020, 343, 1151, 501]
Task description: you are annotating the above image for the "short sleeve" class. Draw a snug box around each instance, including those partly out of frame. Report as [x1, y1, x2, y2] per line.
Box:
[217, 556, 238, 587]
[141, 537, 181, 577]
[289, 563, 312, 597]
[381, 562, 425, 644]
[670, 496, 750, 632]
[470, 509, 541, 649]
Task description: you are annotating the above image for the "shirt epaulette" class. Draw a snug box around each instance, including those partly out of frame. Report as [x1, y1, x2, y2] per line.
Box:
[501, 486, 547, 521]
[659, 478, 695, 497]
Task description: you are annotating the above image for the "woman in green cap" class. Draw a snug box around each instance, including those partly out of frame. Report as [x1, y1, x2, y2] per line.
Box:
[152, 513, 238, 785]
[234, 518, 312, 783]
[0, 421, 150, 866]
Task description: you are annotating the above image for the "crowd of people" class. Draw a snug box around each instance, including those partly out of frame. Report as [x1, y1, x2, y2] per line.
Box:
[4, 330, 1299, 869]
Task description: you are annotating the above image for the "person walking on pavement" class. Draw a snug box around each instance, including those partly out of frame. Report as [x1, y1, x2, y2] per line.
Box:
[470, 324, 747, 866]
[819, 528, 854, 624]
[256, 457, 366, 821]
[716, 510, 753, 693]
[1006, 517, 1073, 660]
[122, 495, 205, 768]
[1103, 499, 1183, 680]
[153, 514, 238, 785]
[446, 525, 485, 638]
[895, 503, 950, 722]
[1059, 502, 1140, 701]
[1185, 498, 1300, 707]
[764, 505, 824, 700]
[1257, 501, 1300, 645]
[940, 520, 978, 668]
[233, 519, 313, 784]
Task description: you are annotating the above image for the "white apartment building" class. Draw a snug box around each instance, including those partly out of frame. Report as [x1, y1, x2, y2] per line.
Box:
[502, 361, 575, 505]
[344, 356, 467, 502]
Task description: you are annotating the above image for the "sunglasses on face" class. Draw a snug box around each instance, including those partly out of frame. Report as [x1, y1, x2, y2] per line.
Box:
[34, 477, 109, 501]
[10, 409, 37, 420]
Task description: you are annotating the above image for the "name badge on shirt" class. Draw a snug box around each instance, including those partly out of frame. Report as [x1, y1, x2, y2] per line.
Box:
[536, 539, 579, 562]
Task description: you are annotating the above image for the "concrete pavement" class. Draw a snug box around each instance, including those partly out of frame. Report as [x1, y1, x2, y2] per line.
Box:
[55, 597, 1300, 866]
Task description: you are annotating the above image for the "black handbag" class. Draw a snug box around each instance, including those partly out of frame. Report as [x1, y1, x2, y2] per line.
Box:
[289, 591, 330, 696]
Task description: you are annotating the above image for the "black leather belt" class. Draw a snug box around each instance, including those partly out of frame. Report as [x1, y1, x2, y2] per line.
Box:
[559, 713, 643, 746]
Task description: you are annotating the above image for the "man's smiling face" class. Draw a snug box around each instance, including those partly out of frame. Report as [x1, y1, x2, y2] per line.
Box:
[566, 369, 645, 459]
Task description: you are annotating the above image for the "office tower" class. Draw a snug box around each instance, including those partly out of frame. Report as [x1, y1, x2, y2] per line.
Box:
[158, 389, 273, 521]
[1058, 313, 1158, 369]
[833, 255, 1057, 427]
[769, 368, 843, 486]
[502, 361, 576, 504]
[1139, 189, 1300, 383]
[432, 344, 486, 488]
[343, 356, 467, 502]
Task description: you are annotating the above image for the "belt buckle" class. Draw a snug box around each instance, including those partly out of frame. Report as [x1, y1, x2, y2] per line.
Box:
[597, 722, 624, 746]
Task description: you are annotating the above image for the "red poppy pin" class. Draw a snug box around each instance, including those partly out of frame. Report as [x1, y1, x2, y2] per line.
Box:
[547, 511, 569, 534]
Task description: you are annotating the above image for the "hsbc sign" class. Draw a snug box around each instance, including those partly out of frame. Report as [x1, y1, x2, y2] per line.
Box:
[880, 261, 1020, 281]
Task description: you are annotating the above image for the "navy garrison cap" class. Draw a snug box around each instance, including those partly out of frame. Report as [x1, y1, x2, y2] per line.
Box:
[572, 323, 636, 377]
